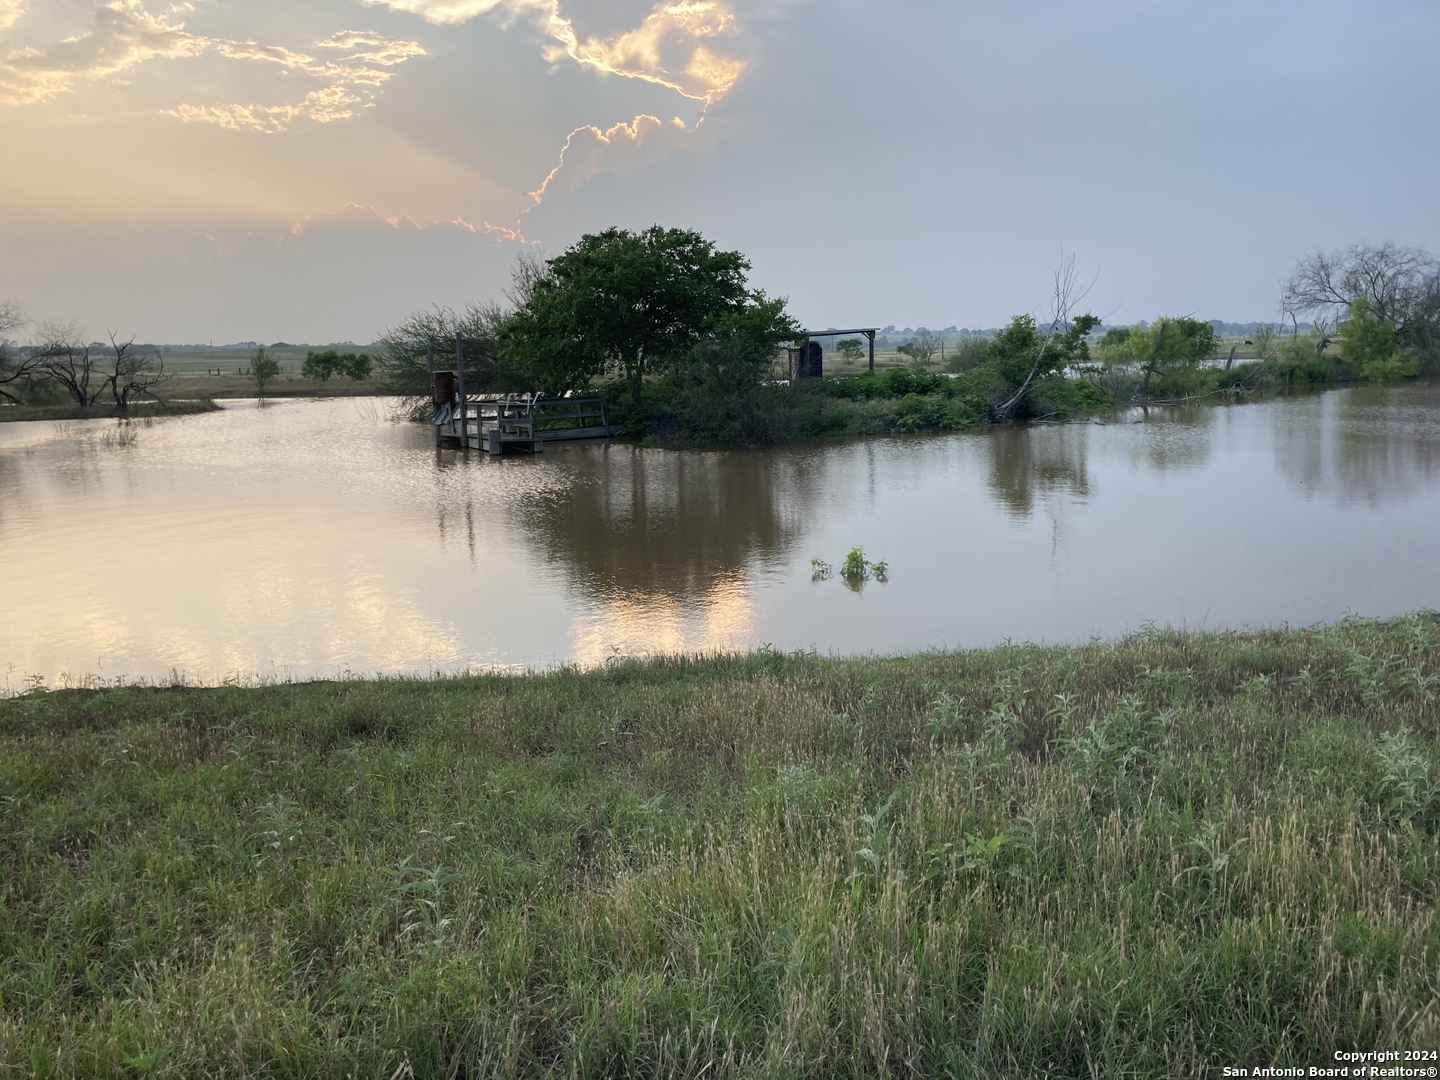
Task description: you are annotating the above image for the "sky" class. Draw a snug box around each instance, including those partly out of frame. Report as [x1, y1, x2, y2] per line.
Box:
[2, 0, 1438, 344]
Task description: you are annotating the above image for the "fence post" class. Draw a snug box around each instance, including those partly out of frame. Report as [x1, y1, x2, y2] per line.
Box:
[455, 333, 467, 450]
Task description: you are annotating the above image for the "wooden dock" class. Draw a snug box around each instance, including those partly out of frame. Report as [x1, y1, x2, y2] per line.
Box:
[436, 394, 621, 455]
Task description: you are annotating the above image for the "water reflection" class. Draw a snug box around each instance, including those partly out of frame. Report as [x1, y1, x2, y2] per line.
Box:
[986, 425, 1094, 518]
[3, 383, 1440, 684]
[1113, 404, 1217, 475]
[1273, 383, 1440, 505]
[514, 446, 809, 599]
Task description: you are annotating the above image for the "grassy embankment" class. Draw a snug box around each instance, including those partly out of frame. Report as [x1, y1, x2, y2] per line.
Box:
[3, 615, 1438, 1076]
[0, 399, 223, 424]
[0, 346, 384, 423]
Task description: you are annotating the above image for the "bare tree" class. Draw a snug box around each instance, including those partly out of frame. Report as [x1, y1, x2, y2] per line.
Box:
[502, 245, 548, 311]
[34, 319, 106, 407]
[913, 328, 945, 366]
[0, 300, 36, 404]
[994, 251, 1098, 419]
[1283, 243, 1439, 338]
[99, 332, 169, 413]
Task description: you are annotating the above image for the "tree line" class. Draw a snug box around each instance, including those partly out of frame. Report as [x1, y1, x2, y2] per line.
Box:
[922, 242, 1440, 417]
[0, 308, 169, 413]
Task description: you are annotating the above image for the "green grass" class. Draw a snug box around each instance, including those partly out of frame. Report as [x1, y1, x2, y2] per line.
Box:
[0, 399, 221, 424]
[3, 615, 1439, 1076]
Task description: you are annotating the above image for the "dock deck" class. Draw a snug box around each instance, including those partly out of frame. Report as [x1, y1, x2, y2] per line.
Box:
[436, 395, 620, 454]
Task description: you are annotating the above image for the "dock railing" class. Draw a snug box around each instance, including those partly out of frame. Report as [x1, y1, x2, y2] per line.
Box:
[437, 393, 624, 454]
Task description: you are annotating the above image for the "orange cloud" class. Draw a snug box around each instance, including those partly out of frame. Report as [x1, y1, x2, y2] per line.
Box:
[363, 0, 744, 104]
[286, 203, 525, 246]
[0, 0, 26, 32]
[547, 2, 744, 104]
[0, 2, 425, 131]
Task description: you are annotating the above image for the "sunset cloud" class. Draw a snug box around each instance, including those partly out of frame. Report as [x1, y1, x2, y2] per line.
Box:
[287, 203, 525, 245]
[0, 2, 206, 106]
[527, 114, 689, 206]
[356, 0, 743, 212]
[361, 0, 744, 104]
[0, 2, 424, 130]
[550, 2, 743, 104]
[0, 0, 26, 32]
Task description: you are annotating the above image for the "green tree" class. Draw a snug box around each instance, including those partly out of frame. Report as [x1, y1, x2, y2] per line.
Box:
[1341, 297, 1416, 380]
[302, 350, 340, 382]
[252, 347, 280, 397]
[303, 350, 373, 382]
[1105, 317, 1218, 395]
[836, 338, 865, 365]
[989, 312, 1100, 417]
[1251, 324, 1280, 363]
[501, 226, 795, 400]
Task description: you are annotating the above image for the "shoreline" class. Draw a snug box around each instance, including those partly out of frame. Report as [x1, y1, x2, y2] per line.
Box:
[3, 614, 1436, 1070]
[0, 398, 223, 423]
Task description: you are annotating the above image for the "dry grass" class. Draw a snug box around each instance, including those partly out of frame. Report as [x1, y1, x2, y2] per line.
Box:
[1, 615, 1437, 1076]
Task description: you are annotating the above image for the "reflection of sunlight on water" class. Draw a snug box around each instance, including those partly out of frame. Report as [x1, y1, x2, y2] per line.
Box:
[324, 570, 461, 670]
[6, 387, 1440, 685]
[569, 572, 754, 665]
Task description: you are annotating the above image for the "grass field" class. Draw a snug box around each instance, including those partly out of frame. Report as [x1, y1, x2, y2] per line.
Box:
[0, 346, 385, 423]
[2, 615, 1437, 1076]
[147, 346, 385, 401]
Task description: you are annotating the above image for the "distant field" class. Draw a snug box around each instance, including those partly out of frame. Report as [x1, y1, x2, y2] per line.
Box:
[155, 345, 387, 399]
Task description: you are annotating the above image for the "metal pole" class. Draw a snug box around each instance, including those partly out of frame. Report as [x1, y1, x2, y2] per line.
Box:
[867, 330, 875, 374]
[455, 333, 467, 451]
[428, 344, 438, 447]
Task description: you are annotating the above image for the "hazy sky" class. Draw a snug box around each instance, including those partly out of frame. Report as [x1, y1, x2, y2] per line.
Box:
[3, 0, 1438, 343]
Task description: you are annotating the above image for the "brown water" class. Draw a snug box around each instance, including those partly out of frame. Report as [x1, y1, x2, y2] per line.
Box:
[3, 383, 1439, 688]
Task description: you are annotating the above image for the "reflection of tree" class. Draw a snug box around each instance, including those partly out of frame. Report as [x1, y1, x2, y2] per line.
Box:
[985, 425, 1094, 518]
[1276, 383, 1440, 505]
[515, 445, 812, 600]
[1115, 404, 1216, 474]
[0, 450, 20, 533]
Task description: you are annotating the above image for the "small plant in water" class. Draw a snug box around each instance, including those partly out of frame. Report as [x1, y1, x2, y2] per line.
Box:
[810, 557, 832, 581]
[838, 547, 888, 589]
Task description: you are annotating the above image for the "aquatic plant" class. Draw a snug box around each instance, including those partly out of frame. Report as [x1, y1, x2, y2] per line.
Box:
[839, 546, 888, 584]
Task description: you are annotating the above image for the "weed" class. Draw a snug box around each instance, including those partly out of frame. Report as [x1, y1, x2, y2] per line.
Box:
[0, 615, 1436, 1074]
[1373, 728, 1439, 825]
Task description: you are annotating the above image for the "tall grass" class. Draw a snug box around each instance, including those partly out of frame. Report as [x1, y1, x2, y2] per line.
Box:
[2, 615, 1437, 1076]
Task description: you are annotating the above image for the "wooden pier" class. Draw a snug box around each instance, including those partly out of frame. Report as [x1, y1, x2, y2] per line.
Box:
[435, 393, 621, 455]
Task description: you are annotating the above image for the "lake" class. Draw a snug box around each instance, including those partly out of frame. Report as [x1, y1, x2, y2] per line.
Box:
[3, 382, 1439, 688]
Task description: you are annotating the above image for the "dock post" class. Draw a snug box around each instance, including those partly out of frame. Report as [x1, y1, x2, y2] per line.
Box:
[428, 345, 438, 447]
[455, 333, 467, 451]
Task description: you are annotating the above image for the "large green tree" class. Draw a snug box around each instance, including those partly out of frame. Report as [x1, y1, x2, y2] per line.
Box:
[989, 311, 1100, 417]
[501, 226, 797, 399]
[1100, 316, 1218, 395]
[1340, 296, 1415, 380]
